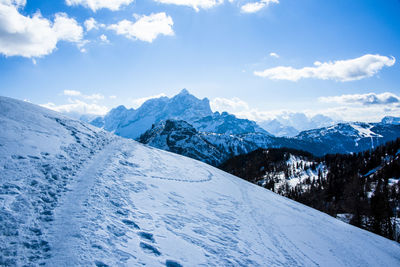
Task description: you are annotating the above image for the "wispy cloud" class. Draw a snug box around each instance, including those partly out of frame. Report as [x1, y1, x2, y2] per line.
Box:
[0, 2, 84, 58]
[210, 94, 400, 124]
[269, 52, 279, 58]
[210, 97, 250, 113]
[153, 0, 223, 12]
[241, 0, 279, 13]
[65, 0, 134, 11]
[42, 99, 109, 115]
[319, 92, 400, 106]
[63, 90, 81, 96]
[84, 17, 104, 31]
[254, 54, 396, 82]
[100, 34, 109, 43]
[63, 90, 104, 100]
[108, 13, 174, 43]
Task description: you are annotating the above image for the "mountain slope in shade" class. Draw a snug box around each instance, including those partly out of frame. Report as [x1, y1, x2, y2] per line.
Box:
[1, 96, 400, 266]
[138, 120, 269, 166]
[192, 111, 270, 135]
[137, 120, 225, 166]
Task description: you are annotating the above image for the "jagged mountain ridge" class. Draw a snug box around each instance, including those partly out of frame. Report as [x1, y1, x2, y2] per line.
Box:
[138, 118, 400, 166]
[91, 90, 400, 164]
[3, 96, 400, 265]
[91, 89, 270, 139]
[138, 119, 260, 165]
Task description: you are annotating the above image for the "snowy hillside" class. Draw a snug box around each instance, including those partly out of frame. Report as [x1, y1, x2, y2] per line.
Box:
[1, 96, 400, 266]
[295, 122, 400, 155]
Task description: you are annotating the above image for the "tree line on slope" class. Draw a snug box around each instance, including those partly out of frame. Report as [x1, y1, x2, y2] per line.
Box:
[220, 138, 400, 242]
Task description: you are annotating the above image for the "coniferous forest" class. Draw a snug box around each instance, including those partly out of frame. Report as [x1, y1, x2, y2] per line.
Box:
[220, 138, 400, 241]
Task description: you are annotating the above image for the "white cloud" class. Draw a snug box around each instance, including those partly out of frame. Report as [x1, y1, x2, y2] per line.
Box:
[315, 105, 400, 123]
[319, 92, 400, 106]
[84, 93, 104, 100]
[64, 89, 82, 96]
[108, 13, 174, 43]
[269, 52, 279, 58]
[100, 34, 109, 43]
[0, 2, 84, 58]
[63, 90, 104, 100]
[131, 93, 167, 108]
[241, 0, 279, 13]
[109, 95, 117, 99]
[84, 17, 98, 31]
[210, 97, 250, 114]
[0, 0, 26, 7]
[153, 0, 223, 12]
[41, 99, 109, 115]
[254, 54, 396, 82]
[65, 0, 134, 12]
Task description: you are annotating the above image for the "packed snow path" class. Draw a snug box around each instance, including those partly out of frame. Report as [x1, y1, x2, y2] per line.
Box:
[1, 96, 400, 266]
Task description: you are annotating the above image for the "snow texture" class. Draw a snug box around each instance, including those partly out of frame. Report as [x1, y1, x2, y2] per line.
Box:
[1, 96, 400, 266]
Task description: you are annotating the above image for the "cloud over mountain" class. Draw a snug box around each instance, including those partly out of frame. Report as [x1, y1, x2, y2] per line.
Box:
[254, 54, 395, 82]
[319, 92, 400, 106]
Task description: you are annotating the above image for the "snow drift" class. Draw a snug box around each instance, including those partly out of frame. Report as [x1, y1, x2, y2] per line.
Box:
[0, 96, 399, 266]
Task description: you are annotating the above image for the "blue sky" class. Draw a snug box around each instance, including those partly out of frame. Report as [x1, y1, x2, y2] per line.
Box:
[1, 0, 399, 122]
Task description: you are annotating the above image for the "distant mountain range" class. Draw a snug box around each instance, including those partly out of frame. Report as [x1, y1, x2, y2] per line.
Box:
[259, 113, 336, 137]
[90, 89, 400, 165]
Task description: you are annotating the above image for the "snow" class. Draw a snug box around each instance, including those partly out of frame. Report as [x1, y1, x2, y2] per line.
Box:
[350, 123, 383, 138]
[1, 96, 400, 266]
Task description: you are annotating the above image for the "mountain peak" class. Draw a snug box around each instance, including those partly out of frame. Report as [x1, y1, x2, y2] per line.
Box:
[176, 88, 191, 96]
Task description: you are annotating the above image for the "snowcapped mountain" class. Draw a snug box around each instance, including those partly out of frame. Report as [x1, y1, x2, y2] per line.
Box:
[192, 111, 270, 135]
[260, 113, 336, 137]
[138, 118, 400, 165]
[138, 119, 259, 165]
[381, 116, 400, 125]
[90, 89, 271, 139]
[259, 119, 299, 137]
[137, 120, 225, 166]
[295, 122, 400, 155]
[2, 96, 400, 266]
[91, 89, 213, 139]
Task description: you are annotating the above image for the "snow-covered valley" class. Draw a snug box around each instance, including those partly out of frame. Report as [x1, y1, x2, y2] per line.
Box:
[1, 96, 400, 266]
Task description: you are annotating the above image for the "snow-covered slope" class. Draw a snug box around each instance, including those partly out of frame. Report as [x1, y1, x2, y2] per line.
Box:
[295, 122, 400, 155]
[1, 96, 400, 266]
[382, 116, 400, 125]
